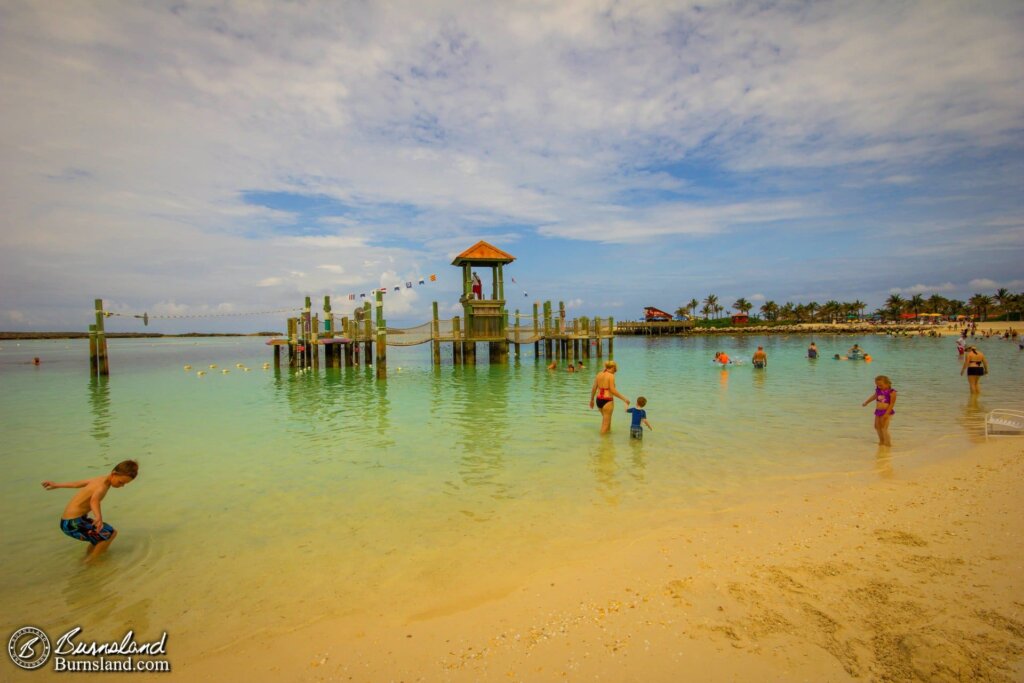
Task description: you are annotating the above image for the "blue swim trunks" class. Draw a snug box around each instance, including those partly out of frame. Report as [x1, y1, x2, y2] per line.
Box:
[630, 426, 644, 440]
[60, 516, 115, 545]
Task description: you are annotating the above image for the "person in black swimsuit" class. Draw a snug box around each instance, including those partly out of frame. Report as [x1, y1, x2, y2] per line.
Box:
[960, 345, 988, 394]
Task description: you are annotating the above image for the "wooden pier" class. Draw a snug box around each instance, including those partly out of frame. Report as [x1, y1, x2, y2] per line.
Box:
[615, 320, 695, 335]
[274, 241, 617, 378]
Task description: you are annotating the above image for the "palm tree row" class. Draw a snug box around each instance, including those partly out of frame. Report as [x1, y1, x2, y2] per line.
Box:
[675, 289, 1024, 323]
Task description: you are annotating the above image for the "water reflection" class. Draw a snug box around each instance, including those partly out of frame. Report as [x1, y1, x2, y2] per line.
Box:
[88, 376, 111, 449]
[874, 446, 894, 479]
[591, 437, 620, 506]
[448, 363, 512, 515]
[959, 394, 989, 443]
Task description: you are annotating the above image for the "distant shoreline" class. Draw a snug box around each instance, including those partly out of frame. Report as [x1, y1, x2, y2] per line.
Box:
[0, 331, 282, 340]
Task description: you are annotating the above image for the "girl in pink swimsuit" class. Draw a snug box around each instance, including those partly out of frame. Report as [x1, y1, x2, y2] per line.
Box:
[862, 375, 897, 447]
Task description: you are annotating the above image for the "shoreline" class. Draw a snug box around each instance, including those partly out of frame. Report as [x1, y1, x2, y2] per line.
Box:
[183, 438, 1024, 682]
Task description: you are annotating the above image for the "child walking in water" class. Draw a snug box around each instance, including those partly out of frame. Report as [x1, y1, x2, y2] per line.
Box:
[42, 460, 138, 561]
[626, 396, 653, 439]
[862, 376, 896, 447]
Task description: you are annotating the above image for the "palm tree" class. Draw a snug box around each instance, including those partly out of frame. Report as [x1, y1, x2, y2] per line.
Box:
[995, 287, 1010, 312]
[674, 305, 689, 320]
[821, 300, 841, 323]
[806, 301, 819, 322]
[732, 298, 752, 315]
[925, 294, 946, 314]
[780, 302, 795, 320]
[908, 294, 925, 318]
[885, 294, 905, 320]
[851, 300, 867, 320]
[714, 304, 724, 319]
[701, 303, 712, 320]
[703, 294, 718, 320]
[793, 304, 808, 323]
[968, 293, 993, 320]
[687, 298, 699, 318]
[760, 300, 778, 321]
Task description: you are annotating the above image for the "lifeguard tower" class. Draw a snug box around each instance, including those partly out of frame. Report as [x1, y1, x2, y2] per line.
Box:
[452, 241, 514, 364]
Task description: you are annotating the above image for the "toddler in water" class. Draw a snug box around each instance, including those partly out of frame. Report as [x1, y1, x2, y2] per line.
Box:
[626, 397, 653, 440]
[862, 376, 896, 447]
[42, 460, 138, 562]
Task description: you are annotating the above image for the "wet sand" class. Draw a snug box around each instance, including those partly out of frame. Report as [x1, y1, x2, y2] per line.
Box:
[186, 439, 1024, 682]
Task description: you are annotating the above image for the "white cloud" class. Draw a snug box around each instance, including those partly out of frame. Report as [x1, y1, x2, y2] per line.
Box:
[0, 2, 1021, 328]
[749, 293, 766, 301]
[968, 278, 998, 290]
[889, 282, 957, 295]
[317, 264, 345, 274]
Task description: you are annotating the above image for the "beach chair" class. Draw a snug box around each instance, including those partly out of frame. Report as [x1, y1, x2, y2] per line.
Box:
[985, 410, 1024, 438]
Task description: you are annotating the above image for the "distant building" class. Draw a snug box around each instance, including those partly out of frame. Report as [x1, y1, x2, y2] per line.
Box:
[643, 307, 672, 322]
[731, 313, 749, 325]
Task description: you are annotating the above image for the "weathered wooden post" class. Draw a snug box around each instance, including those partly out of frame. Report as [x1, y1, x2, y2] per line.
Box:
[514, 309, 521, 359]
[342, 316, 352, 366]
[274, 343, 281, 369]
[363, 301, 373, 365]
[596, 317, 603, 358]
[533, 302, 540, 358]
[543, 301, 552, 358]
[431, 301, 441, 366]
[375, 290, 386, 379]
[608, 316, 615, 359]
[287, 317, 297, 366]
[311, 314, 320, 370]
[88, 324, 98, 376]
[94, 299, 109, 376]
[453, 316, 463, 364]
[322, 296, 335, 368]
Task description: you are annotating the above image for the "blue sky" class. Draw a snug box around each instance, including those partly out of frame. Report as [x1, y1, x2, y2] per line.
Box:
[1, 1, 1022, 331]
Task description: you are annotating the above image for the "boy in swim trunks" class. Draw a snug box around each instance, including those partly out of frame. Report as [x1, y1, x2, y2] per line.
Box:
[752, 346, 768, 368]
[42, 460, 138, 562]
[862, 376, 896, 447]
[626, 397, 652, 439]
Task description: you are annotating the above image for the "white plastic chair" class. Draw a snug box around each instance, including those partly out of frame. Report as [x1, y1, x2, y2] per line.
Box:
[985, 410, 1024, 438]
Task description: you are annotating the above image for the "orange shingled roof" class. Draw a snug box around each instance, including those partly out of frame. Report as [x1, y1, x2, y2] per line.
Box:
[451, 241, 516, 265]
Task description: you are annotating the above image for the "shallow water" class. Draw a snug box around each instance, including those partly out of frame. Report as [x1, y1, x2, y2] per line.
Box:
[1, 333, 1021, 657]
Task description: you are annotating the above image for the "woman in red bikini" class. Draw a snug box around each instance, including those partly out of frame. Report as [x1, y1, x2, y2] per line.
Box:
[590, 360, 630, 434]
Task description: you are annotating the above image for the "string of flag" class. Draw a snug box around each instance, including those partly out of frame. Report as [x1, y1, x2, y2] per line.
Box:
[342, 274, 438, 301]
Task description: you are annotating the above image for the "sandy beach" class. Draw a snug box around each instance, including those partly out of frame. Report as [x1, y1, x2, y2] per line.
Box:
[181, 439, 1024, 682]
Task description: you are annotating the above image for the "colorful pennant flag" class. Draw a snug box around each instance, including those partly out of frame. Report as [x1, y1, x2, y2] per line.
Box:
[418, 277, 425, 285]
[393, 286, 400, 292]
[405, 281, 412, 288]
[429, 274, 437, 282]
[359, 293, 365, 298]
[347, 294, 355, 301]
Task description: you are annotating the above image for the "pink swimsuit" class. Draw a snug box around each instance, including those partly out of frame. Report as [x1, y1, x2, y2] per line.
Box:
[874, 387, 894, 417]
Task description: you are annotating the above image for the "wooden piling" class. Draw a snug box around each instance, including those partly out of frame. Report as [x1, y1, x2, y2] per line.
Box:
[514, 309, 521, 359]
[533, 302, 540, 358]
[342, 316, 352, 367]
[94, 299, 109, 376]
[88, 324, 98, 376]
[596, 317, 603, 358]
[375, 291, 386, 379]
[543, 301, 552, 358]
[432, 302, 441, 366]
[274, 344, 281, 368]
[363, 301, 372, 365]
[453, 316, 463, 364]
[608, 317, 615, 359]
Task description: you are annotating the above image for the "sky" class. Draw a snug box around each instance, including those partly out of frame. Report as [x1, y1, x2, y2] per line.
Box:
[1, 0, 1022, 332]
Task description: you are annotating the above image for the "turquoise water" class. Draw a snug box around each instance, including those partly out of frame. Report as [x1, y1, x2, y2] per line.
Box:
[1, 334, 1021, 660]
